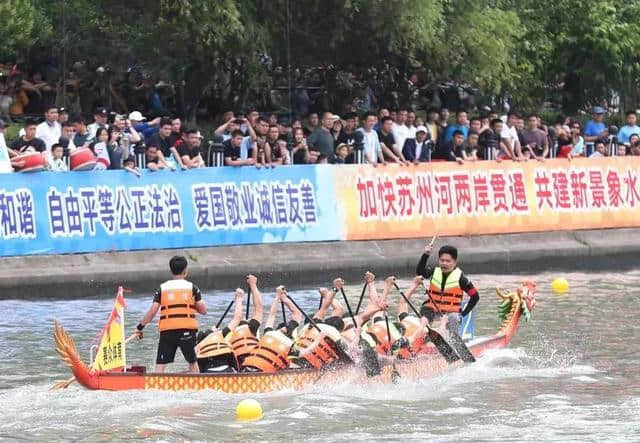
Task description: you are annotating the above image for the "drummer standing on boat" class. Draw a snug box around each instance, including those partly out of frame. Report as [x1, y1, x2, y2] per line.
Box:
[416, 243, 479, 335]
[135, 256, 207, 373]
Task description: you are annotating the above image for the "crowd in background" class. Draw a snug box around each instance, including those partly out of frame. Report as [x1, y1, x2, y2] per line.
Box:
[1, 103, 639, 174]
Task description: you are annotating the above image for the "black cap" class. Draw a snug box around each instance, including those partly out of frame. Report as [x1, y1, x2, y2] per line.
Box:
[94, 107, 108, 116]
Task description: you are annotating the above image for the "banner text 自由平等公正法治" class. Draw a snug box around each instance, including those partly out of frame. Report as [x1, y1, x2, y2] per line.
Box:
[0, 166, 342, 256]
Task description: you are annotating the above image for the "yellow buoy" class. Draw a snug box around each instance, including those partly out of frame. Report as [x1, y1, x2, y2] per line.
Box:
[551, 277, 569, 294]
[236, 399, 263, 421]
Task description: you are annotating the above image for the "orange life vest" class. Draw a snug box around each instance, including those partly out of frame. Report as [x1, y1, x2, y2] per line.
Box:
[367, 320, 401, 355]
[243, 331, 293, 373]
[195, 330, 234, 359]
[158, 279, 198, 332]
[295, 324, 340, 369]
[229, 323, 259, 363]
[426, 267, 464, 314]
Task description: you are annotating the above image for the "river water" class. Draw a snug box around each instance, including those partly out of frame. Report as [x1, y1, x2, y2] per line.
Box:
[0, 271, 639, 442]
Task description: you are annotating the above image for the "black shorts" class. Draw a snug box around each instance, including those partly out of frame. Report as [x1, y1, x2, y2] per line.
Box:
[156, 329, 197, 364]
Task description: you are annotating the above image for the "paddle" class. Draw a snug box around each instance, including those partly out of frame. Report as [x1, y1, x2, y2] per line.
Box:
[285, 293, 353, 365]
[393, 282, 460, 364]
[384, 313, 401, 383]
[245, 285, 251, 320]
[281, 300, 287, 324]
[424, 288, 476, 363]
[51, 333, 139, 390]
[338, 287, 381, 377]
[215, 299, 235, 329]
[354, 282, 369, 315]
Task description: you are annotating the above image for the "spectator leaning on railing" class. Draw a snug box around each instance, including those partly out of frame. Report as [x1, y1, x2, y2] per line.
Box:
[35, 106, 61, 151]
[356, 112, 385, 166]
[584, 107, 608, 143]
[402, 125, 432, 163]
[617, 110, 640, 144]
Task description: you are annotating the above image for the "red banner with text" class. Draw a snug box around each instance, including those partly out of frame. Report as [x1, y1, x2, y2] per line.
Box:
[335, 158, 640, 240]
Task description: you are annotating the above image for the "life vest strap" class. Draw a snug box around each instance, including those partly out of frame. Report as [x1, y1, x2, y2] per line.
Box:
[160, 313, 196, 320]
[160, 303, 195, 311]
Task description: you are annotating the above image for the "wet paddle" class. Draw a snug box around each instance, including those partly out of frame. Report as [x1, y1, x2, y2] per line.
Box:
[215, 299, 234, 329]
[281, 300, 287, 324]
[51, 333, 139, 390]
[245, 285, 251, 320]
[384, 313, 401, 383]
[393, 283, 460, 364]
[354, 282, 368, 315]
[338, 287, 381, 377]
[424, 289, 475, 363]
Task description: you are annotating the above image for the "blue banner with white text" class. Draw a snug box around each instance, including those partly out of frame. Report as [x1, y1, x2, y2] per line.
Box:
[0, 166, 341, 256]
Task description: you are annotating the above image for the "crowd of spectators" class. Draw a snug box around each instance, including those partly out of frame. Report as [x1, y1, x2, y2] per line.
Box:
[1, 103, 639, 174]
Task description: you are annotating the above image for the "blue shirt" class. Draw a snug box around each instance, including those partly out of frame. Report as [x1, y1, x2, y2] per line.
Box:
[584, 120, 605, 137]
[444, 124, 468, 143]
[617, 125, 640, 143]
[134, 123, 159, 139]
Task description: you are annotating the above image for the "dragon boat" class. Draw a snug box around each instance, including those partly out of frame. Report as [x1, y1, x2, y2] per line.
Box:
[54, 282, 536, 393]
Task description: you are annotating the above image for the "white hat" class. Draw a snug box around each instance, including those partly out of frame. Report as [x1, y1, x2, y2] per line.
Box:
[329, 114, 341, 121]
[416, 125, 428, 134]
[128, 111, 146, 121]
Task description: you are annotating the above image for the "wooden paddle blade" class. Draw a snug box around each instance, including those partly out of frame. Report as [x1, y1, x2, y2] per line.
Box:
[428, 329, 461, 364]
[51, 377, 76, 390]
[447, 330, 476, 363]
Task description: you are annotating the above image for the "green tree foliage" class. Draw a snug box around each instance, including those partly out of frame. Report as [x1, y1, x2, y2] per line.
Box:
[0, 0, 51, 60]
[7, 0, 640, 118]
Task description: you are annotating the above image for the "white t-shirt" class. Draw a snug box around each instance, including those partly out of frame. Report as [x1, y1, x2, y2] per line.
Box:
[392, 123, 411, 153]
[357, 128, 381, 163]
[92, 142, 111, 170]
[35, 121, 61, 150]
[500, 124, 519, 150]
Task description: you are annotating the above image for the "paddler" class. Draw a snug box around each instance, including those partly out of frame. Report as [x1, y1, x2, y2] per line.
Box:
[243, 287, 333, 373]
[225, 274, 264, 367]
[391, 275, 432, 358]
[135, 255, 207, 373]
[195, 288, 246, 373]
[416, 243, 479, 337]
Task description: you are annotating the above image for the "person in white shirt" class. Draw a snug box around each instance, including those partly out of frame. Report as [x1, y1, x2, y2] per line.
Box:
[87, 107, 109, 139]
[49, 143, 69, 172]
[35, 106, 61, 151]
[500, 112, 522, 160]
[589, 141, 607, 158]
[59, 121, 77, 152]
[392, 108, 411, 152]
[357, 112, 385, 166]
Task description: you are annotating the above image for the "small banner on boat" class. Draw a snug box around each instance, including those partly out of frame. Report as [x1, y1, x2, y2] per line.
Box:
[336, 157, 640, 240]
[92, 287, 126, 371]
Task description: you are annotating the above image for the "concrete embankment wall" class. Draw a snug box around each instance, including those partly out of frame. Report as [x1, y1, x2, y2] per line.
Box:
[1, 228, 638, 299]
